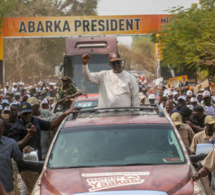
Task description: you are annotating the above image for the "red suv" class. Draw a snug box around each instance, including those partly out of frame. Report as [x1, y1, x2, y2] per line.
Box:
[32, 106, 205, 195]
[71, 93, 98, 109]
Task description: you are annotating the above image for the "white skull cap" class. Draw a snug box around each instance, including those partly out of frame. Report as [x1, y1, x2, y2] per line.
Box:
[148, 94, 155, 100]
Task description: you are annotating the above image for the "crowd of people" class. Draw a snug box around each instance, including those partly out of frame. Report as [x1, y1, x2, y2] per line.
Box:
[1, 51, 215, 194]
[0, 76, 82, 194]
[136, 76, 215, 194]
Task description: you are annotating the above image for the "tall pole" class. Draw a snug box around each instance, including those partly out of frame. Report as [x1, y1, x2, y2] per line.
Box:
[157, 43, 161, 78]
[0, 35, 4, 88]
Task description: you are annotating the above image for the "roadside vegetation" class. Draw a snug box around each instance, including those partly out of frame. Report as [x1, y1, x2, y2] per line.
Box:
[151, 0, 215, 80]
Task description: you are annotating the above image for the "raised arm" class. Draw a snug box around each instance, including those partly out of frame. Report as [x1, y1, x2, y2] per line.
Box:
[82, 53, 102, 84]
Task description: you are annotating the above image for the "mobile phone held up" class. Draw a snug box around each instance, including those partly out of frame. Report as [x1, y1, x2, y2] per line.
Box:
[27, 122, 33, 129]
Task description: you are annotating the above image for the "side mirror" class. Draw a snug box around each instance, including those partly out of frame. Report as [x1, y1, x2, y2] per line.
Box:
[59, 63, 64, 71]
[122, 61, 125, 70]
[21, 151, 44, 173]
[22, 150, 39, 162]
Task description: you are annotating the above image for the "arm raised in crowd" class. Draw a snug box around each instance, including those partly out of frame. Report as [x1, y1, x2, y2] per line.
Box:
[82, 53, 103, 84]
[50, 108, 75, 129]
[57, 91, 82, 104]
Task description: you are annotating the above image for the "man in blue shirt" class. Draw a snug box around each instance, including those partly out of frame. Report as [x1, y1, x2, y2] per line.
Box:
[0, 118, 22, 194]
[8, 102, 74, 194]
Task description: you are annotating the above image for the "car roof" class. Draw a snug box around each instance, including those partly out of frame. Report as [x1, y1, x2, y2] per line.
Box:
[64, 105, 170, 128]
[63, 115, 170, 128]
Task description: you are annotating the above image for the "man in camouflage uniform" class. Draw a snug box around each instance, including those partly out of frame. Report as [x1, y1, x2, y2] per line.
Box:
[56, 76, 82, 109]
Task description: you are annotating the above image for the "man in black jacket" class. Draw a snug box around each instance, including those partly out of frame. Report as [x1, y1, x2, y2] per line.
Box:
[8, 102, 74, 194]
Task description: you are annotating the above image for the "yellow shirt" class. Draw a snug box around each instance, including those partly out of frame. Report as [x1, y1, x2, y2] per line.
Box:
[177, 124, 195, 149]
[190, 130, 215, 153]
[202, 147, 215, 172]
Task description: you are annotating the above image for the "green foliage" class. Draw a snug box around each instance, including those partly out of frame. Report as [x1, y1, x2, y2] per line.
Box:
[152, 1, 215, 76]
[0, 0, 13, 31]
[70, 0, 97, 16]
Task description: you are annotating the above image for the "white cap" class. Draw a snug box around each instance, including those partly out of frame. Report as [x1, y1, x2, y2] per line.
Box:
[2, 99, 9, 105]
[4, 106, 10, 112]
[49, 82, 56, 86]
[178, 96, 186, 101]
[148, 94, 155, 100]
[48, 97, 54, 101]
[10, 103, 18, 107]
[13, 83, 17, 86]
[190, 97, 197, 103]
[0, 105, 2, 110]
[186, 90, 193, 97]
[15, 92, 20, 96]
[168, 91, 173, 96]
[203, 91, 211, 98]
[173, 91, 178, 96]
[187, 105, 194, 111]
[41, 99, 48, 104]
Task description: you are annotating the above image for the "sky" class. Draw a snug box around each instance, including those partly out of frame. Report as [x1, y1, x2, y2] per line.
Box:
[97, 0, 199, 15]
[97, 0, 199, 46]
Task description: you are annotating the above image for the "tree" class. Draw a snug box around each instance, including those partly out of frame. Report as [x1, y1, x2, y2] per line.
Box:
[132, 36, 156, 73]
[151, 1, 215, 77]
[119, 36, 156, 74]
[0, 1, 13, 32]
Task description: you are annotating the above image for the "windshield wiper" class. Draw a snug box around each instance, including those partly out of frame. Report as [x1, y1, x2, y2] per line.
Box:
[51, 165, 99, 169]
[120, 163, 156, 166]
[50, 163, 156, 169]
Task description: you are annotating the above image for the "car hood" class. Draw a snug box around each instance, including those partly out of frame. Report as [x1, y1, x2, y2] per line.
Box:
[40, 165, 193, 195]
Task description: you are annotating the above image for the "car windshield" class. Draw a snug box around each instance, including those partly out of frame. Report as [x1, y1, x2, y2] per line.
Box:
[48, 124, 185, 168]
[74, 100, 98, 108]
